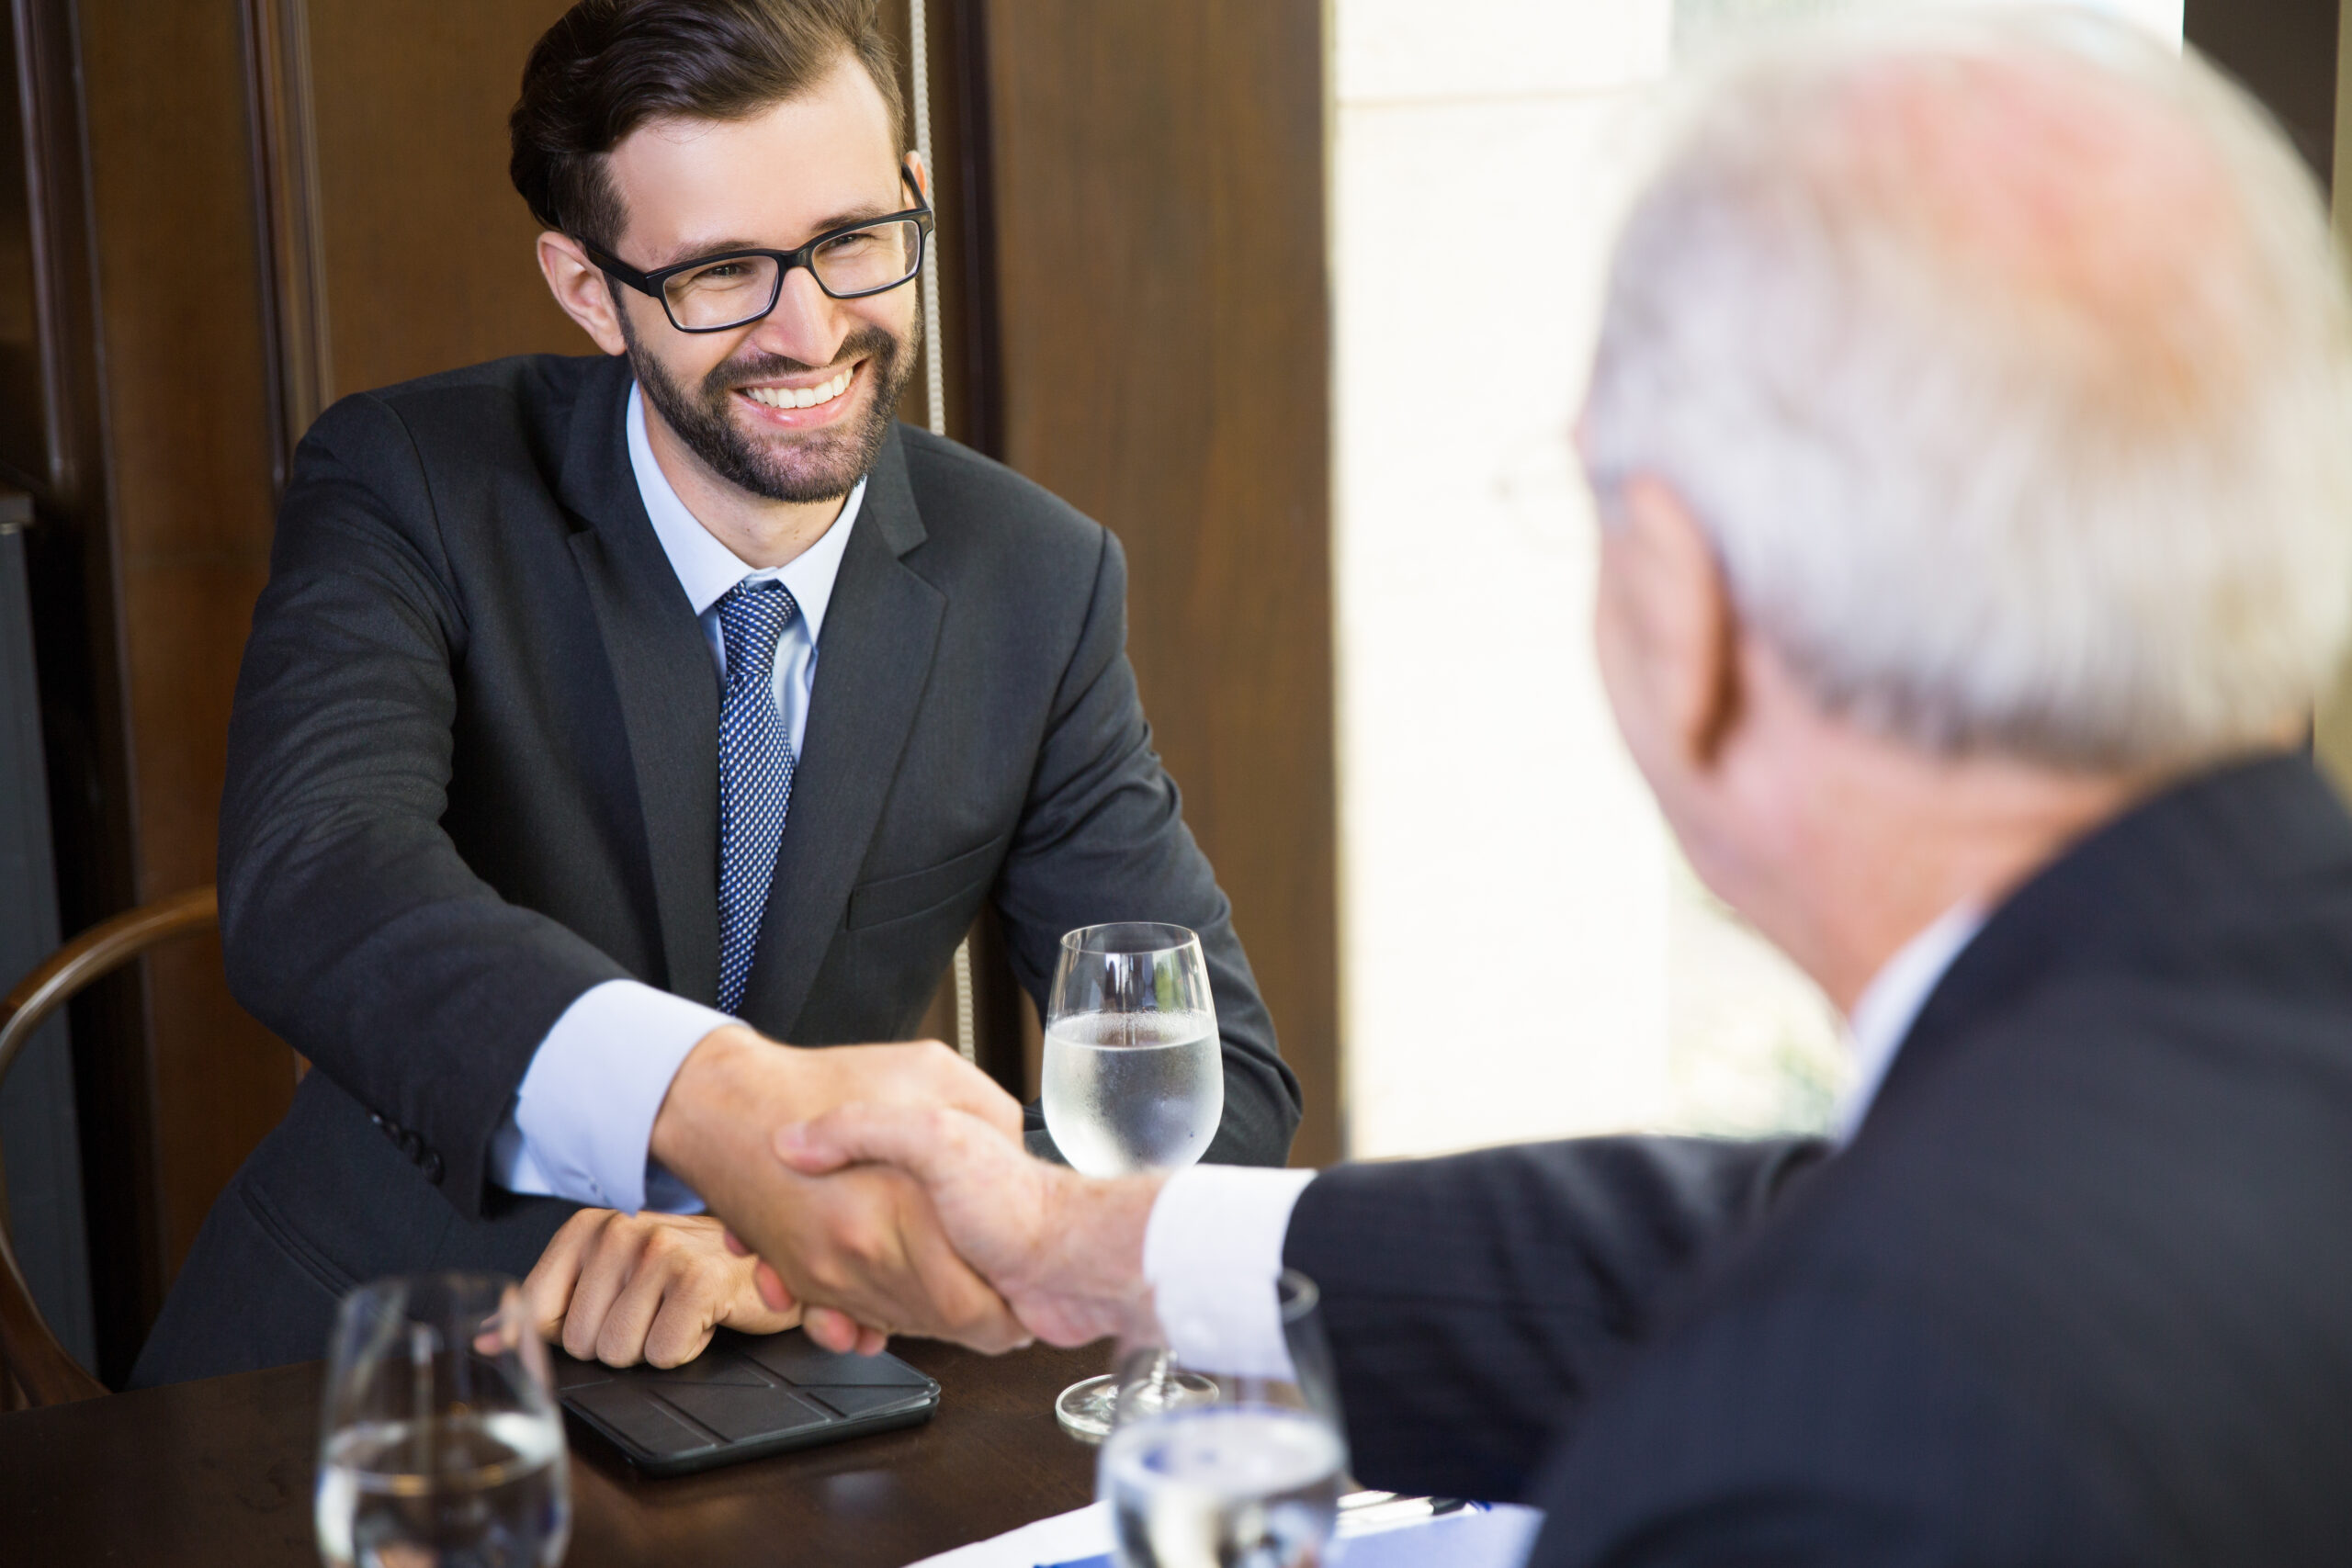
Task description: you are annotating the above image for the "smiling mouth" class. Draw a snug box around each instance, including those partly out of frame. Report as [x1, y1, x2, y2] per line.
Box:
[739, 364, 857, 412]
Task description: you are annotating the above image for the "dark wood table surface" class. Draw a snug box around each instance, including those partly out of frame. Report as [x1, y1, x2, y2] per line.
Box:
[0, 1339, 1107, 1565]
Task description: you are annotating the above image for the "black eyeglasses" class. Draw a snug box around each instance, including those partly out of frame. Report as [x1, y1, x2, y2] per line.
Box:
[583, 162, 933, 333]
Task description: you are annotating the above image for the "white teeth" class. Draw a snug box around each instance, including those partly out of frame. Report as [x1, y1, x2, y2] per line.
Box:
[745, 367, 854, 411]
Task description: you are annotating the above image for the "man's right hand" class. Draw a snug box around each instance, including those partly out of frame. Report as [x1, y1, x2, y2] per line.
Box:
[771, 1103, 1166, 1353]
[647, 1027, 1032, 1354]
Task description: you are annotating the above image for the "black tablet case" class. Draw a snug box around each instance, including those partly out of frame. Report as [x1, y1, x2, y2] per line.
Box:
[553, 1326, 942, 1476]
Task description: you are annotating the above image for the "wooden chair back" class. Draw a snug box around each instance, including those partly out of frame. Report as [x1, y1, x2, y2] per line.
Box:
[0, 886, 220, 1404]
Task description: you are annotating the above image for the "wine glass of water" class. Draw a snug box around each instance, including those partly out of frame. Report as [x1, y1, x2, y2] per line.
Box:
[1046, 921, 1225, 1439]
[1101, 1271, 1347, 1568]
[315, 1273, 571, 1568]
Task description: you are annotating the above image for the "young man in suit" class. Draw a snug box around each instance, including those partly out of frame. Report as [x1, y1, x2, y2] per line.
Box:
[760, 12, 2352, 1560]
[131, 0, 1299, 1384]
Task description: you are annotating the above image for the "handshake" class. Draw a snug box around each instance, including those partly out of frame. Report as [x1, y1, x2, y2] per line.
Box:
[522, 1024, 1159, 1369]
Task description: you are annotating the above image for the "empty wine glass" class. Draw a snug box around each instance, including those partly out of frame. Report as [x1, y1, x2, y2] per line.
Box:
[315, 1273, 571, 1568]
[1100, 1271, 1347, 1568]
[1045, 922, 1225, 1439]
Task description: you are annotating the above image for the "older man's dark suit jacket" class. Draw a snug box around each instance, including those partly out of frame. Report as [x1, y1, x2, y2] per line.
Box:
[1289, 754, 2352, 1563]
[134, 352, 1298, 1385]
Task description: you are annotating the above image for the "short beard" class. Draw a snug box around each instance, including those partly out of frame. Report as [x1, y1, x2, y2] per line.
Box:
[621, 306, 918, 504]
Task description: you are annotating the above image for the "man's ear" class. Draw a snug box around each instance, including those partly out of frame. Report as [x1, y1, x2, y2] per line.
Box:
[906, 150, 932, 204]
[537, 231, 629, 357]
[1615, 476, 1744, 771]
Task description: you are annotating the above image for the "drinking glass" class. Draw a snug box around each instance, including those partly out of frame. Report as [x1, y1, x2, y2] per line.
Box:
[315, 1273, 571, 1568]
[1045, 921, 1225, 1439]
[1099, 1271, 1347, 1568]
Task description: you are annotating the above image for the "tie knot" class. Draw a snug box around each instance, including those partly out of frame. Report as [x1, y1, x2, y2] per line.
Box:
[716, 580, 800, 685]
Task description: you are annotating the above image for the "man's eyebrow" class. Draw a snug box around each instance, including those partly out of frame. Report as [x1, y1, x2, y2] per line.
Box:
[653, 236, 764, 267]
[803, 201, 903, 235]
[655, 205, 905, 268]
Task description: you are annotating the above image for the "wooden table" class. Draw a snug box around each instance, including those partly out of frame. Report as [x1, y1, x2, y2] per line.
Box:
[0, 1339, 1107, 1565]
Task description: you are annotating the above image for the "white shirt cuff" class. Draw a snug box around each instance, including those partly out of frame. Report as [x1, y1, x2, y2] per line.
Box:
[486, 979, 734, 1213]
[1144, 1164, 1317, 1379]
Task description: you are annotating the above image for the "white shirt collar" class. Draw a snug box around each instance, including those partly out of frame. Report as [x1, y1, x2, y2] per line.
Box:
[1835, 901, 1987, 1144]
[626, 380, 861, 640]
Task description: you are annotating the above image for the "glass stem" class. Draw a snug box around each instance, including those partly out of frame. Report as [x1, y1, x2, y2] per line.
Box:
[411, 1323, 436, 1476]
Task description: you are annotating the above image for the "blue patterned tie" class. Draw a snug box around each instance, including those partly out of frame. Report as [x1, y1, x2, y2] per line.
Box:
[715, 581, 800, 1013]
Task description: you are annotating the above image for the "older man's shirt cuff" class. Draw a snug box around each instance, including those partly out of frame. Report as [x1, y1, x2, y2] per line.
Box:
[487, 979, 733, 1214]
[1144, 1164, 1318, 1379]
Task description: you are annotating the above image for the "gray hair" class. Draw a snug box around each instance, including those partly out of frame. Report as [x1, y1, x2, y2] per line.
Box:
[1581, 6, 2352, 769]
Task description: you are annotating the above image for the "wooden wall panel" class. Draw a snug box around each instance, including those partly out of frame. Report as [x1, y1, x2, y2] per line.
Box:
[12, 0, 145, 1385]
[300, 0, 580, 407]
[982, 0, 1340, 1163]
[874, 0, 1001, 450]
[2199, 0, 2352, 781]
[72, 0, 290, 1353]
[0, 17, 41, 483]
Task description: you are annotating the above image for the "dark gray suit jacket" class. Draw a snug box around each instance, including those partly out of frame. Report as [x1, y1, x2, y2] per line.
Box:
[135, 352, 1298, 1385]
[1290, 755, 2352, 1563]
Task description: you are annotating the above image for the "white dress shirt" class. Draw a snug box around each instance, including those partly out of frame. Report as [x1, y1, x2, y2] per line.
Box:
[487, 383, 865, 1213]
[1832, 900, 1984, 1145]
[1146, 905, 1985, 1377]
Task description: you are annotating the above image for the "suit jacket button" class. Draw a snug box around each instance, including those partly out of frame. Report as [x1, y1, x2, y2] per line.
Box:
[421, 1151, 445, 1185]
[398, 1129, 424, 1160]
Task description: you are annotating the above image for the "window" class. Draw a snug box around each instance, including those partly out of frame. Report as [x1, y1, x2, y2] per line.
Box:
[1331, 0, 2183, 1158]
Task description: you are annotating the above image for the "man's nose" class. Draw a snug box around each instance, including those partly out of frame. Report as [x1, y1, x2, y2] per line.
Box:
[746, 265, 849, 368]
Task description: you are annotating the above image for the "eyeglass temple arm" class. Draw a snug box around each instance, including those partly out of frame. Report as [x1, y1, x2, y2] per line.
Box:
[579, 241, 659, 298]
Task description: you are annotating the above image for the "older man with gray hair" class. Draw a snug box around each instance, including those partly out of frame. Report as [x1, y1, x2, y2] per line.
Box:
[748, 9, 2352, 1561]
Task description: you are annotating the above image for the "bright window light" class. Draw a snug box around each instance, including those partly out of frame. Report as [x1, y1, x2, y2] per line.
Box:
[1331, 0, 2185, 1160]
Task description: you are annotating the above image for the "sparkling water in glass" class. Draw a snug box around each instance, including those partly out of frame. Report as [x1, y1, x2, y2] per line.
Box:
[1042, 922, 1224, 1179]
[1046, 923, 1226, 1438]
[1102, 1272, 1347, 1568]
[1102, 1407, 1345, 1568]
[315, 1273, 571, 1568]
[1042, 1004, 1223, 1177]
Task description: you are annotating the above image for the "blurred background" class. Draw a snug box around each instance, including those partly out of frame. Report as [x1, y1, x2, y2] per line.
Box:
[0, 0, 2340, 1387]
[1333, 0, 2199, 1164]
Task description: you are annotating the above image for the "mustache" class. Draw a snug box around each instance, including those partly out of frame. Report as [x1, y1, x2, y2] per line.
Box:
[704, 325, 900, 395]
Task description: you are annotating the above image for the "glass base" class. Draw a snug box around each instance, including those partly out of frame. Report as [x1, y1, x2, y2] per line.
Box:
[1054, 1373, 1121, 1443]
[1055, 1368, 1220, 1444]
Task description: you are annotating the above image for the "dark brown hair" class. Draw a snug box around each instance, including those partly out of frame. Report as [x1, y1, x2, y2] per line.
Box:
[510, 0, 905, 251]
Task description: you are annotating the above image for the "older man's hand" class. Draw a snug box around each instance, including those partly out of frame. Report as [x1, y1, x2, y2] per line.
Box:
[523, 1208, 797, 1368]
[647, 1027, 1033, 1355]
[768, 1104, 1165, 1354]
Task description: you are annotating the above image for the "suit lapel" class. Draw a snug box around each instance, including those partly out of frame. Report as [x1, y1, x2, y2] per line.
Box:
[559, 360, 723, 1004]
[741, 426, 942, 1035]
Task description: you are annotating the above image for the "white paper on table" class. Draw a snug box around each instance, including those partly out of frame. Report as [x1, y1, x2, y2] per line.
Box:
[901, 1500, 1114, 1568]
[899, 1500, 1545, 1568]
[1335, 1505, 1544, 1566]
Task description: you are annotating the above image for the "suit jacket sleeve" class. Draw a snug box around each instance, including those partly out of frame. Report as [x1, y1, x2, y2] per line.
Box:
[219, 393, 634, 1219]
[1282, 1134, 1827, 1502]
[1527, 1278, 2121, 1568]
[990, 527, 1303, 1167]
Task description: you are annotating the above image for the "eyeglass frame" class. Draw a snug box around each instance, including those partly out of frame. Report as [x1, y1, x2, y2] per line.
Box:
[581, 160, 934, 334]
